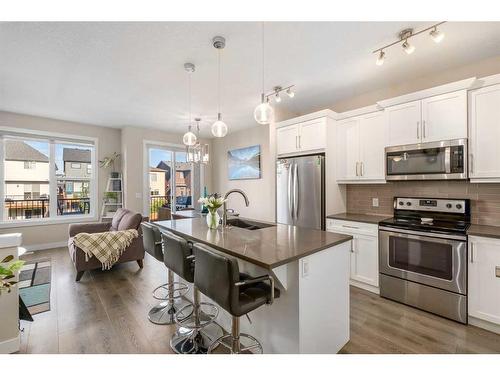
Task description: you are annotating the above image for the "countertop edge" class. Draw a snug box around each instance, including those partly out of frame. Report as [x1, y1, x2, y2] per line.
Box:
[326, 212, 391, 225]
[467, 224, 500, 240]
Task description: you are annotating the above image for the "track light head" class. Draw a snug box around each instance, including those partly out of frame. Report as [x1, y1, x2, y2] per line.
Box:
[430, 27, 445, 43]
[376, 50, 385, 66]
[402, 40, 415, 55]
[286, 87, 295, 98]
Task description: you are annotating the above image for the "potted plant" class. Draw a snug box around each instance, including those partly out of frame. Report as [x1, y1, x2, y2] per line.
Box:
[99, 152, 121, 178]
[198, 194, 227, 229]
[0, 255, 24, 295]
[105, 191, 119, 204]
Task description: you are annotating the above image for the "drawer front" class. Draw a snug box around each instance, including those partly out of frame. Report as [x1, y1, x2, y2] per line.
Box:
[327, 219, 378, 236]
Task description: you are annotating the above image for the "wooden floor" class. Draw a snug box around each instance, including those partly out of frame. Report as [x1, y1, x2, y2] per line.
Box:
[19, 247, 500, 354]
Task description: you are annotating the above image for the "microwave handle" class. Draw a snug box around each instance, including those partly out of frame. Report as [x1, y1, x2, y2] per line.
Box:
[445, 147, 451, 174]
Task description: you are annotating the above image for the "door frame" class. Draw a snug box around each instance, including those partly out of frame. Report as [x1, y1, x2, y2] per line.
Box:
[142, 140, 194, 218]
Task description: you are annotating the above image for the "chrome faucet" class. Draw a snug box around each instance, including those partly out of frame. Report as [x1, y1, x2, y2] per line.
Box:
[222, 189, 249, 227]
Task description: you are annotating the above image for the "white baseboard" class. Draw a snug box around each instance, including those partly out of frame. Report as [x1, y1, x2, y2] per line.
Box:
[469, 316, 500, 334]
[350, 279, 380, 295]
[0, 334, 20, 354]
[23, 241, 67, 252]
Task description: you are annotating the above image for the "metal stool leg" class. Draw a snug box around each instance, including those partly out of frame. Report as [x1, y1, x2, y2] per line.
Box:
[148, 268, 190, 325]
[170, 286, 222, 354]
[208, 316, 263, 354]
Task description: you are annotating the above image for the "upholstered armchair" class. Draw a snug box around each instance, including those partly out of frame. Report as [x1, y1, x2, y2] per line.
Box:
[68, 208, 145, 281]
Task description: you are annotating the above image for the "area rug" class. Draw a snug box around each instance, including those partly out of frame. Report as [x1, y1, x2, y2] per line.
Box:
[18, 259, 51, 315]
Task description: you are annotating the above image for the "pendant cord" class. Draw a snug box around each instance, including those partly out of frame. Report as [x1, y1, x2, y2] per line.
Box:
[218, 48, 221, 115]
[188, 71, 192, 130]
[261, 22, 265, 95]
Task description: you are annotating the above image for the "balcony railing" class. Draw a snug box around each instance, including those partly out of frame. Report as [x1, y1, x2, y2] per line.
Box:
[149, 195, 193, 222]
[4, 198, 90, 220]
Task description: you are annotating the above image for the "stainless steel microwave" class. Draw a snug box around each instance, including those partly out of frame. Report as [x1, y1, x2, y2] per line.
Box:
[385, 139, 467, 181]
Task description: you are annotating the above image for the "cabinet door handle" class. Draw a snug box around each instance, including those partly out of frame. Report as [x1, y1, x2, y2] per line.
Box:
[295, 135, 298, 149]
[298, 135, 301, 149]
[423, 120, 426, 138]
[350, 239, 355, 253]
[417, 121, 420, 139]
[470, 153, 474, 175]
[360, 162, 364, 177]
[355, 162, 359, 176]
[496, 266, 500, 278]
[470, 243, 474, 263]
[342, 224, 360, 230]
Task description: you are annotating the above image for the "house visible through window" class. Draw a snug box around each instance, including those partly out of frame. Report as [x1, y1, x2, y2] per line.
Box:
[1, 135, 96, 223]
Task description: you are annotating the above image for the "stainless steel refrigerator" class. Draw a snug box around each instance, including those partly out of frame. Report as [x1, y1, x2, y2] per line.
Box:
[276, 154, 325, 230]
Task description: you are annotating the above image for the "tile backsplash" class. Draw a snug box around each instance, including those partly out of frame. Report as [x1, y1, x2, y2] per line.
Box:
[346, 181, 500, 226]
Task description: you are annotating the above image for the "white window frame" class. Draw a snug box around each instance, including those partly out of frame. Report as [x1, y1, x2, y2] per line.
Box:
[0, 127, 98, 228]
[71, 162, 81, 169]
[143, 140, 196, 218]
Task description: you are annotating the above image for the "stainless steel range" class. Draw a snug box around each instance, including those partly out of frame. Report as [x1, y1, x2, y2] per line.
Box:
[379, 197, 471, 323]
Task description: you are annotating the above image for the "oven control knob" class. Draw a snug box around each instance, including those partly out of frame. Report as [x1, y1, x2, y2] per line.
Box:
[456, 204, 462, 210]
[399, 201, 404, 206]
[446, 203, 452, 209]
[406, 202, 412, 206]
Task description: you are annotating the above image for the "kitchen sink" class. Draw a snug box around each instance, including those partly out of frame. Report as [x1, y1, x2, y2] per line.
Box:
[226, 218, 276, 230]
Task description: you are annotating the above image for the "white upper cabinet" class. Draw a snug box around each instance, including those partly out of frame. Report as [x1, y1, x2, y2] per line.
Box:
[386, 100, 422, 147]
[276, 124, 299, 155]
[469, 84, 500, 181]
[336, 111, 386, 183]
[421, 90, 467, 143]
[276, 118, 326, 155]
[385, 90, 467, 147]
[359, 111, 387, 181]
[468, 236, 500, 325]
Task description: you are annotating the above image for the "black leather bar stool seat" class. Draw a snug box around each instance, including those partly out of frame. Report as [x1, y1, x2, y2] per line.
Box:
[141, 222, 189, 325]
[193, 243, 280, 354]
[161, 230, 221, 354]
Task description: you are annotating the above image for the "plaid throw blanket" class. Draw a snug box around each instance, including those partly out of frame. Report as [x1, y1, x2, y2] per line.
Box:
[74, 229, 139, 270]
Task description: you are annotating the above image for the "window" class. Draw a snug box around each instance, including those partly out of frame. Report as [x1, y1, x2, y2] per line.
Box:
[1, 133, 96, 224]
[24, 161, 35, 169]
[150, 173, 158, 182]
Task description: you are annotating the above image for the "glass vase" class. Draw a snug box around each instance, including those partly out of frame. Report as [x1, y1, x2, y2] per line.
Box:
[206, 210, 220, 229]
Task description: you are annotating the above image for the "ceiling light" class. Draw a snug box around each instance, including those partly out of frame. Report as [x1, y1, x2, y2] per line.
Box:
[182, 63, 197, 146]
[376, 50, 385, 66]
[430, 27, 445, 43]
[286, 87, 295, 98]
[212, 114, 228, 138]
[254, 23, 275, 125]
[211, 36, 228, 138]
[402, 40, 415, 55]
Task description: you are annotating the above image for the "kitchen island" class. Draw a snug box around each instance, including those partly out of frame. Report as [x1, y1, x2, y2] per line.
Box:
[153, 217, 352, 354]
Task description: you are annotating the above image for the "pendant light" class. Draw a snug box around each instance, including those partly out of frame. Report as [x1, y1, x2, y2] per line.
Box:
[187, 118, 210, 165]
[211, 36, 228, 138]
[182, 63, 197, 146]
[254, 22, 274, 125]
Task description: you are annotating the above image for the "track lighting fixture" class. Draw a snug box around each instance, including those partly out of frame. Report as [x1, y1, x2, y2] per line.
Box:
[402, 39, 415, 54]
[372, 22, 445, 65]
[275, 89, 282, 103]
[286, 87, 295, 98]
[430, 27, 445, 43]
[376, 50, 385, 66]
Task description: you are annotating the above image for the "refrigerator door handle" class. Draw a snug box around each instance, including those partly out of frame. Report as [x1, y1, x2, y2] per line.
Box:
[293, 162, 299, 220]
[288, 163, 294, 219]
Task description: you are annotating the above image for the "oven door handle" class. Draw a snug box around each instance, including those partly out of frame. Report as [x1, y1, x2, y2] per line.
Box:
[379, 226, 467, 242]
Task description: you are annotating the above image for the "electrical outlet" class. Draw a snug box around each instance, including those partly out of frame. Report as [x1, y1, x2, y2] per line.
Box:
[302, 260, 310, 277]
[372, 198, 379, 207]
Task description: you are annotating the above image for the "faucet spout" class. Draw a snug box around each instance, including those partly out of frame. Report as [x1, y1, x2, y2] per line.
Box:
[222, 189, 250, 227]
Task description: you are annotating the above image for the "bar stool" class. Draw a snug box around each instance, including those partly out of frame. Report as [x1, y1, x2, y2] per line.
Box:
[141, 222, 189, 325]
[193, 243, 280, 354]
[161, 230, 221, 354]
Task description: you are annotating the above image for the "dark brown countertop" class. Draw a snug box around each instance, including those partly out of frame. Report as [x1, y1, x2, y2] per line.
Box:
[153, 218, 352, 270]
[326, 212, 392, 225]
[467, 224, 500, 239]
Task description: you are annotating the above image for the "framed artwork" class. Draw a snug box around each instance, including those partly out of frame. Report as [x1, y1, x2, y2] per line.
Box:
[227, 145, 261, 180]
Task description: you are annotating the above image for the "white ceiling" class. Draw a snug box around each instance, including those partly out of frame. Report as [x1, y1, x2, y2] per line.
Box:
[1, 22, 500, 137]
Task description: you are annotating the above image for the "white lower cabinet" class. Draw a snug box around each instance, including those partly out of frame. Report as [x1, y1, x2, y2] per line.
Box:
[326, 218, 379, 293]
[468, 235, 500, 329]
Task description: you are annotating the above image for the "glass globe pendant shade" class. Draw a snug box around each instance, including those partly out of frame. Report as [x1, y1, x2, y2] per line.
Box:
[211, 113, 228, 137]
[254, 101, 274, 125]
[183, 129, 197, 146]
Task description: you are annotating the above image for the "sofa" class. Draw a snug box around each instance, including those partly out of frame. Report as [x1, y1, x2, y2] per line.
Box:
[68, 208, 145, 281]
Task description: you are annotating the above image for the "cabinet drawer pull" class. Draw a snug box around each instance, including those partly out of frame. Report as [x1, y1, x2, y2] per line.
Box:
[342, 224, 360, 230]
[470, 243, 474, 263]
